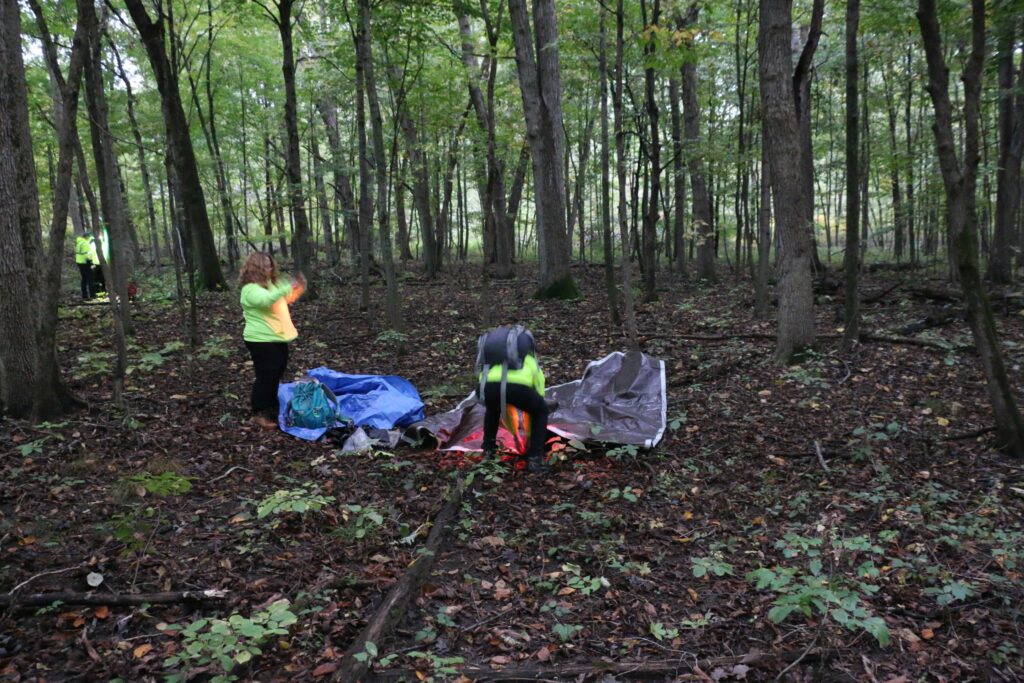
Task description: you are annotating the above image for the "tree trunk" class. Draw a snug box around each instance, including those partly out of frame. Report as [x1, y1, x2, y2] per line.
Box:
[640, 0, 661, 301]
[759, 0, 816, 363]
[393, 70, 438, 278]
[108, 39, 160, 272]
[754, 130, 772, 318]
[989, 20, 1024, 284]
[918, 0, 1024, 457]
[883, 68, 905, 263]
[275, 0, 316, 296]
[614, 0, 639, 348]
[508, 0, 578, 299]
[841, 0, 861, 351]
[680, 13, 715, 284]
[358, 0, 401, 330]
[0, 0, 84, 419]
[81, 0, 131, 406]
[124, 0, 226, 291]
[317, 96, 358, 264]
[669, 75, 687, 276]
[311, 132, 334, 264]
[599, 6, 621, 327]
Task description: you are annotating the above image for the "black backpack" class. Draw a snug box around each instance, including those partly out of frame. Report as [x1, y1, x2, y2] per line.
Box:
[475, 325, 536, 415]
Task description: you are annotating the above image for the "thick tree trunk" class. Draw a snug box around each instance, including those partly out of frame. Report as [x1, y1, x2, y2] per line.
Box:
[918, 0, 1024, 456]
[276, 0, 316, 296]
[124, 0, 226, 291]
[682, 56, 714, 282]
[759, 0, 816, 362]
[0, 0, 81, 418]
[841, 0, 861, 351]
[508, 0, 578, 299]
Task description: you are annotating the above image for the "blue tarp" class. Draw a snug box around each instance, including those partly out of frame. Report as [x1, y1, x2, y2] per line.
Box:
[277, 367, 425, 441]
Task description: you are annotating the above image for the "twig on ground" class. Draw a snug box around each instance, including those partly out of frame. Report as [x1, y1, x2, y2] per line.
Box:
[208, 465, 252, 483]
[0, 589, 229, 607]
[8, 564, 85, 595]
[814, 440, 830, 474]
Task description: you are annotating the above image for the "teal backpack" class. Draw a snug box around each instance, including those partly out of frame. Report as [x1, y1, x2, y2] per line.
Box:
[286, 379, 342, 429]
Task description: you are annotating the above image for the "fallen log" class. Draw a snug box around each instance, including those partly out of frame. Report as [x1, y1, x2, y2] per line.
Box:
[332, 479, 467, 683]
[368, 648, 836, 681]
[862, 280, 903, 305]
[896, 309, 958, 336]
[0, 589, 229, 608]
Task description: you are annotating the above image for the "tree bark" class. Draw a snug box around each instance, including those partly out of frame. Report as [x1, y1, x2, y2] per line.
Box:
[640, 0, 661, 301]
[124, 0, 226, 291]
[508, 0, 578, 299]
[359, 0, 401, 330]
[317, 96, 358, 264]
[669, 75, 686, 276]
[989, 20, 1024, 283]
[273, 0, 316, 296]
[82, 0, 131, 406]
[754, 130, 772, 318]
[841, 0, 861, 352]
[759, 0, 816, 362]
[457, 8, 514, 279]
[599, 7, 621, 327]
[614, 0, 639, 348]
[680, 6, 715, 283]
[108, 39, 160, 272]
[918, 0, 1024, 456]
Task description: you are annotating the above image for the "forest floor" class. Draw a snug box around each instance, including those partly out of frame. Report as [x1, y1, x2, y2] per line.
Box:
[2, 262, 1024, 682]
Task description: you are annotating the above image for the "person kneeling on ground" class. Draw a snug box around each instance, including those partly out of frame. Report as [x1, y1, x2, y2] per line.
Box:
[477, 325, 550, 474]
[239, 252, 306, 430]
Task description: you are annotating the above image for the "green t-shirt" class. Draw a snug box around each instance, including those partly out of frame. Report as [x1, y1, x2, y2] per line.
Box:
[240, 280, 297, 343]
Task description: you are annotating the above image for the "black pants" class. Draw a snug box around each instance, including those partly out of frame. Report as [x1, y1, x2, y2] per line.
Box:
[481, 382, 549, 458]
[246, 341, 289, 418]
[93, 265, 105, 293]
[78, 263, 95, 300]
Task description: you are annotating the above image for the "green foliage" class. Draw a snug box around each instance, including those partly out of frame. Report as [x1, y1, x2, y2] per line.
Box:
[335, 503, 385, 541]
[691, 554, 734, 578]
[560, 563, 610, 596]
[551, 622, 583, 642]
[606, 444, 639, 461]
[196, 335, 233, 360]
[73, 350, 113, 379]
[159, 599, 297, 683]
[120, 471, 193, 497]
[256, 486, 334, 520]
[603, 486, 639, 503]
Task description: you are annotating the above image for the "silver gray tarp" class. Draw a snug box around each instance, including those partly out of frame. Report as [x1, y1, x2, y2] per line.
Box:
[408, 351, 667, 453]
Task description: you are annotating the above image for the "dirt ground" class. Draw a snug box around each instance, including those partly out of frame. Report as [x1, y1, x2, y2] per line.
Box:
[2, 263, 1023, 682]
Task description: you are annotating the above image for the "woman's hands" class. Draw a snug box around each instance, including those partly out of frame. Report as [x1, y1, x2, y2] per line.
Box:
[286, 272, 307, 303]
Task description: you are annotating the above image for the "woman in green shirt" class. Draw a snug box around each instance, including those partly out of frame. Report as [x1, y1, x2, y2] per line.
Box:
[239, 252, 305, 429]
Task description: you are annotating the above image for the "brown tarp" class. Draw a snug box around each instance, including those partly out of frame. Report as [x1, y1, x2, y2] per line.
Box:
[408, 351, 667, 453]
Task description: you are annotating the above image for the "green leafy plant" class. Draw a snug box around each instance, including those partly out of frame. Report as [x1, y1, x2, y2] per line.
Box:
[561, 563, 610, 595]
[160, 599, 297, 683]
[73, 350, 113, 379]
[120, 471, 193, 497]
[335, 504, 385, 541]
[551, 622, 583, 642]
[691, 554, 735, 578]
[606, 444, 639, 461]
[257, 486, 334, 520]
[196, 335, 232, 360]
[649, 622, 679, 641]
[604, 487, 639, 503]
